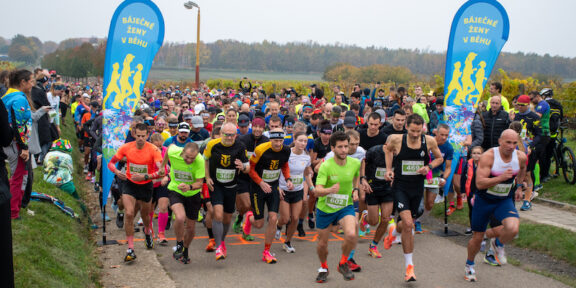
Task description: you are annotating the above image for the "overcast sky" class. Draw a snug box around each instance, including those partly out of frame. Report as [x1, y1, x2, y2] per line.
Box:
[2, 0, 575, 58]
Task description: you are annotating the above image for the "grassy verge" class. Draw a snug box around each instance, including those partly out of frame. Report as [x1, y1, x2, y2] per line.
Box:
[11, 116, 100, 287]
[431, 204, 576, 267]
[539, 128, 576, 205]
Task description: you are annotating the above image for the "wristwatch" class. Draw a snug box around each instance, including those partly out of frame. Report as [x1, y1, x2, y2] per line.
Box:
[144, 174, 149, 181]
[427, 164, 434, 170]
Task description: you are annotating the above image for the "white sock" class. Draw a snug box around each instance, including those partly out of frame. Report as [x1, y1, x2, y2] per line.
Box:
[404, 253, 413, 268]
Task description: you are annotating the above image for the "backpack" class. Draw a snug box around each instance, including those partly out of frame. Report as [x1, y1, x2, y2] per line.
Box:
[546, 98, 563, 135]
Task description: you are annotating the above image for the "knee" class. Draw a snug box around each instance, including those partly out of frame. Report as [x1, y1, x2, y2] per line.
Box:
[367, 216, 379, 226]
[268, 214, 278, 224]
[290, 215, 299, 224]
[344, 231, 356, 243]
[175, 213, 186, 224]
[253, 220, 264, 229]
[506, 224, 519, 237]
[124, 211, 135, 220]
[381, 215, 391, 225]
[317, 241, 328, 251]
[402, 219, 414, 231]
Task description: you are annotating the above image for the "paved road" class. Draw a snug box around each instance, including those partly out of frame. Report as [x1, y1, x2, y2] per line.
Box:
[152, 223, 568, 288]
[517, 201, 576, 232]
[98, 207, 573, 288]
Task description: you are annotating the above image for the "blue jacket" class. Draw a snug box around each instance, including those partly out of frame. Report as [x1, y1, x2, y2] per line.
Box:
[2, 88, 31, 149]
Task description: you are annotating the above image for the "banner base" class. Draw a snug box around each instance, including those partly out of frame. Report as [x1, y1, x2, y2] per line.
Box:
[97, 239, 120, 246]
[432, 228, 461, 237]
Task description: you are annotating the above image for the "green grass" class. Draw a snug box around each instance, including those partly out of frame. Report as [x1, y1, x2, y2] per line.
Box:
[538, 128, 576, 205]
[11, 116, 100, 287]
[431, 204, 576, 267]
[148, 67, 323, 82]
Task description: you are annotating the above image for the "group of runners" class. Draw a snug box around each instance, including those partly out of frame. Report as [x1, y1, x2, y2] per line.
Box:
[96, 80, 541, 283]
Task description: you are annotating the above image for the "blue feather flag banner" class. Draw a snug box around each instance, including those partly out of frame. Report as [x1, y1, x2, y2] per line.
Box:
[443, 0, 509, 195]
[101, 0, 164, 205]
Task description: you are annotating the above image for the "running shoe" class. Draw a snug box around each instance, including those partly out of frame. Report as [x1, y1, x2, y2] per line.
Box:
[145, 233, 154, 249]
[480, 239, 486, 252]
[262, 250, 277, 264]
[173, 244, 184, 261]
[358, 229, 366, 238]
[465, 227, 473, 235]
[338, 262, 355, 281]
[530, 191, 539, 201]
[158, 238, 169, 246]
[316, 267, 329, 283]
[533, 184, 543, 192]
[275, 228, 282, 240]
[368, 245, 382, 258]
[85, 172, 92, 181]
[233, 216, 242, 233]
[405, 264, 416, 282]
[308, 216, 315, 229]
[520, 200, 532, 211]
[283, 242, 295, 253]
[383, 223, 397, 250]
[464, 264, 476, 282]
[359, 210, 368, 232]
[297, 223, 306, 237]
[124, 248, 136, 263]
[392, 237, 402, 245]
[446, 206, 457, 216]
[347, 259, 361, 272]
[242, 232, 255, 241]
[456, 197, 464, 210]
[83, 165, 89, 174]
[491, 238, 507, 265]
[205, 238, 216, 252]
[414, 221, 423, 234]
[197, 210, 204, 222]
[215, 246, 225, 260]
[179, 255, 190, 264]
[483, 251, 500, 266]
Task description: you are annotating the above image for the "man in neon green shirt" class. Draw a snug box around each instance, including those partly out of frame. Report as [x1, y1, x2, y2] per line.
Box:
[314, 131, 360, 283]
[161, 142, 205, 264]
[486, 82, 510, 112]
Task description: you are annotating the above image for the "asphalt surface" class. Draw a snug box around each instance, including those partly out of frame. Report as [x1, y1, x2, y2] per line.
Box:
[97, 208, 571, 288]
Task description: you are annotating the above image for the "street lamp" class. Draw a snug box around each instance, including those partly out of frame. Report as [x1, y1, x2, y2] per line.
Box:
[184, 1, 200, 90]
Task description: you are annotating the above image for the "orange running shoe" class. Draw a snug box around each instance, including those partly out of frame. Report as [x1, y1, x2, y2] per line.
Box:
[383, 223, 397, 250]
[405, 264, 416, 282]
[205, 238, 216, 252]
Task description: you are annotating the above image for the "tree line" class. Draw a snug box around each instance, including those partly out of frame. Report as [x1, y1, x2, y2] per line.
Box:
[2, 35, 575, 80]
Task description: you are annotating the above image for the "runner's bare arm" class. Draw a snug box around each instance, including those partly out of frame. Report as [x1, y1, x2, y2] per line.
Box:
[384, 134, 399, 180]
[515, 150, 528, 200]
[476, 149, 500, 190]
[426, 135, 444, 171]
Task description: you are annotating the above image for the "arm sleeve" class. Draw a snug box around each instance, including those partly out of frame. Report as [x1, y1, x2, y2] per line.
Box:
[13, 98, 32, 149]
[471, 118, 484, 147]
[281, 161, 290, 180]
[249, 159, 262, 185]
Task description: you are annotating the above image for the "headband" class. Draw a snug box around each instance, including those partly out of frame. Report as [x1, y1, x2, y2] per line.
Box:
[269, 131, 286, 139]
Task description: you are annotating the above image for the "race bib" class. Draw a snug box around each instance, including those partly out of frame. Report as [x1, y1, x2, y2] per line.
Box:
[262, 169, 281, 182]
[402, 160, 424, 176]
[216, 168, 235, 183]
[424, 177, 441, 188]
[291, 174, 304, 185]
[486, 183, 513, 197]
[247, 151, 254, 159]
[375, 167, 387, 180]
[129, 164, 148, 174]
[174, 169, 193, 182]
[325, 193, 348, 209]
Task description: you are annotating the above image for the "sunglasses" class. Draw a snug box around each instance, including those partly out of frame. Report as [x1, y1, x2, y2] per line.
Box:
[222, 133, 236, 138]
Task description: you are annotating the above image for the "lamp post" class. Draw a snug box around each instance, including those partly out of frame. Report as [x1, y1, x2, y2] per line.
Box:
[184, 1, 200, 90]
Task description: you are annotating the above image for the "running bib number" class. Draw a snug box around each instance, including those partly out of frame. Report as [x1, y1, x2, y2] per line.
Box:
[291, 174, 304, 185]
[173, 170, 193, 182]
[262, 169, 281, 182]
[402, 161, 424, 175]
[424, 177, 441, 188]
[486, 183, 513, 197]
[375, 167, 387, 180]
[129, 164, 148, 174]
[325, 193, 348, 209]
[247, 152, 254, 159]
[216, 168, 235, 183]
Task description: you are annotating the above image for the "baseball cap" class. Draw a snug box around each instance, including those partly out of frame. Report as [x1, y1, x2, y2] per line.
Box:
[191, 116, 204, 128]
[344, 116, 356, 128]
[517, 95, 530, 105]
[252, 117, 266, 128]
[183, 111, 194, 120]
[238, 114, 250, 127]
[375, 109, 387, 123]
[82, 93, 90, 99]
[436, 97, 445, 105]
[178, 122, 190, 133]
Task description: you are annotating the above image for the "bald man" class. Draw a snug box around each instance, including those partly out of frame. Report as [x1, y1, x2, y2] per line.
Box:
[465, 129, 527, 282]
